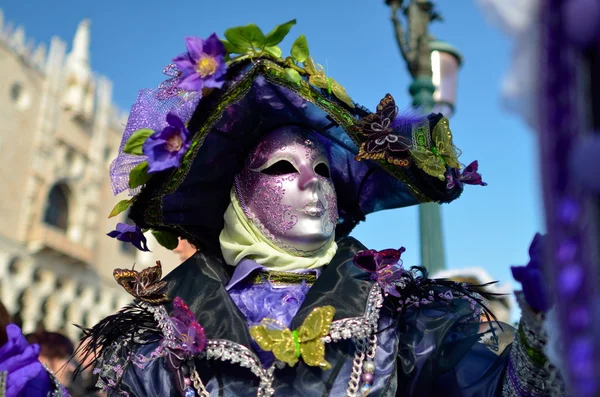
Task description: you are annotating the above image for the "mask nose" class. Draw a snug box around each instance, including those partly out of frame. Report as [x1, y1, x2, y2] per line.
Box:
[299, 169, 319, 191]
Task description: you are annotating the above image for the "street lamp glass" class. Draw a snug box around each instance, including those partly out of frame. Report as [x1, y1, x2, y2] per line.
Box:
[431, 49, 460, 117]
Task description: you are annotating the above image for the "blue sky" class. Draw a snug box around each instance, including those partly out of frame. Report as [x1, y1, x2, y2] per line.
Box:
[1, 1, 542, 304]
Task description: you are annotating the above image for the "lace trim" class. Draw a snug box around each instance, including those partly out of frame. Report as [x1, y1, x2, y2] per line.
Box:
[205, 339, 283, 397]
[325, 284, 383, 343]
[97, 284, 384, 397]
[44, 366, 71, 397]
[202, 284, 383, 396]
[0, 371, 6, 397]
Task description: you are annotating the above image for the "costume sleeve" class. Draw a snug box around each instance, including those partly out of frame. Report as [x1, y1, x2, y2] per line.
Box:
[394, 298, 513, 397]
[94, 340, 179, 397]
[501, 292, 568, 397]
[394, 293, 570, 397]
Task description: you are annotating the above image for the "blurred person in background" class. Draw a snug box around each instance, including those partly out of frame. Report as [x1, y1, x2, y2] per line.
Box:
[0, 300, 10, 346]
[173, 237, 197, 262]
[25, 330, 75, 391]
[71, 341, 104, 397]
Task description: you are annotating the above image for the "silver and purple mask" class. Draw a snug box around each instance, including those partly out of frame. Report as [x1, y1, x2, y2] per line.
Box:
[234, 126, 338, 255]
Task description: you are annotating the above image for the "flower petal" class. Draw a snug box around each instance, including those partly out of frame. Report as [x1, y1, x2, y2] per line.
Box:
[184, 36, 204, 60]
[146, 153, 180, 173]
[202, 77, 225, 90]
[178, 73, 204, 92]
[131, 233, 150, 252]
[378, 249, 402, 266]
[116, 222, 137, 233]
[511, 265, 526, 282]
[202, 33, 225, 56]
[166, 113, 185, 130]
[172, 297, 196, 325]
[172, 54, 194, 72]
[353, 250, 379, 273]
[143, 135, 167, 155]
[107, 230, 121, 238]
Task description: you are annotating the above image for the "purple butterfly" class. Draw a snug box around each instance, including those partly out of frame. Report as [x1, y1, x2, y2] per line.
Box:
[169, 297, 206, 356]
[159, 297, 207, 396]
[353, 247, 407, 297]
[155, 64, 184, 100]
[447, 160, 488, 189]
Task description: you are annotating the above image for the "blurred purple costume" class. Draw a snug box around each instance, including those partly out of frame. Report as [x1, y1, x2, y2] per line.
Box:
[0, 325, 68, 397]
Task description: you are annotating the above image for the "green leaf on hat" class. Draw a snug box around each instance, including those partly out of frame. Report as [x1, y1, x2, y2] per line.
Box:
[284, 68, 302, 84]
[264, 19, 296, 47]
[152, 229, 179, 250]
[128, 161, 152, 189]
[224, 24, 266, 50]
[108, 198, 135, 218]
[221, 39, 246, 55]
[123, 128, 154, 156]
[264, 45, 283, 58]
[291, 35, 309, 63]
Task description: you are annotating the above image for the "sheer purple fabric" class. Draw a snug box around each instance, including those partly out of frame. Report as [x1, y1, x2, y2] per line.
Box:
[109, 90, 201, 196]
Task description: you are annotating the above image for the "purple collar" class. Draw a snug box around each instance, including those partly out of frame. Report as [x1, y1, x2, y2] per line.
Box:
[225, 258, 322, 291]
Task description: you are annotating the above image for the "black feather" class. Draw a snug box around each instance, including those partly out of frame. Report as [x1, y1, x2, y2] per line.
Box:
[73, 301, 161, 377]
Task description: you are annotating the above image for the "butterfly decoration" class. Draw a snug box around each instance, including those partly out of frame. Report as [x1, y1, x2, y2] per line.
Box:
[250, 306, 335, 369]
[169, 297, 207, 356]
[410, 117, 461, 181]
[155, 64, 184, 100]
[353, 248, 407, 297]
[113, 261, 169, 304]
[353, 94, 412, 166]
[461, 160, 487, 186]
[303, 58, 354, 108]
[162, 297, 206, 395]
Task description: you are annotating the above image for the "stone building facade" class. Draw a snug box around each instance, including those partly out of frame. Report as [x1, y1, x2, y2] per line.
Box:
[0, 10, 178, 341]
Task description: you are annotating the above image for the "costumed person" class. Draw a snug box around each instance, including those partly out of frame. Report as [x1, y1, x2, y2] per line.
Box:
[0, 300, 69, 396]
[173, 238, 198, 262]
[69, 21, 568, 396]
[477, 0, 600, 394]
[25, 331, 76, 393]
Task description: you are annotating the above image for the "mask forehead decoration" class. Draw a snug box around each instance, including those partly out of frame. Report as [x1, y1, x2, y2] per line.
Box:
[235, 126, 338, 255]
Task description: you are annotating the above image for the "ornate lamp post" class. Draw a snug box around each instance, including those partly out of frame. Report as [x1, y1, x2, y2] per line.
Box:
[386, 0, 463, 273]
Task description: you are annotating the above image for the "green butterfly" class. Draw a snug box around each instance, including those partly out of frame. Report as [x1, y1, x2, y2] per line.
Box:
[303, 58, 354, 108]
[409, 117, 461, 181]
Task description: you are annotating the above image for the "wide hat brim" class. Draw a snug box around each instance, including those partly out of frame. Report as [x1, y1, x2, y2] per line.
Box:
[129, 59, 461, 252]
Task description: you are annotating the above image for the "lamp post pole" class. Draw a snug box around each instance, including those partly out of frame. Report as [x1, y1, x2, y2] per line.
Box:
[387, 0, 446, 274]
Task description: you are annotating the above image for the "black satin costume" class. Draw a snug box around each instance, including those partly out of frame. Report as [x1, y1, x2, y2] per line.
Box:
[97, 237, 512, 397]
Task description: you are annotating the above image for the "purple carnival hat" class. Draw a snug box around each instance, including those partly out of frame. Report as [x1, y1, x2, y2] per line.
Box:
[105, 20, 485, 252]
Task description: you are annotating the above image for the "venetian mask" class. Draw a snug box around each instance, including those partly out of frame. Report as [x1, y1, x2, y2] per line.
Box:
[234, 126, 338, 255]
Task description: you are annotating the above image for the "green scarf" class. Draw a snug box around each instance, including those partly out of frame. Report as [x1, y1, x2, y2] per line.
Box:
[219, 189, 337, 270]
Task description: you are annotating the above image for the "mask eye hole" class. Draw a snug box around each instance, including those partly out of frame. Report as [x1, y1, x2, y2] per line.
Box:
[261, 160, 298, 176]
[314, 163, 331, 178]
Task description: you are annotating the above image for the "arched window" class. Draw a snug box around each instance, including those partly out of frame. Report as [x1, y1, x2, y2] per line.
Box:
[43, 184, 70, 231]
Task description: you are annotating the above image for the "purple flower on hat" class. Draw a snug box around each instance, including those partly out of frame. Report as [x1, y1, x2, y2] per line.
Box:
[107, 223, 149, 252]
[143, 113, 191, 173]
[173, 34, 227, 92]
[511, 233, 552, 312]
